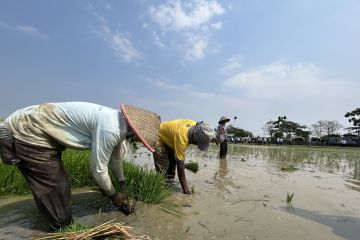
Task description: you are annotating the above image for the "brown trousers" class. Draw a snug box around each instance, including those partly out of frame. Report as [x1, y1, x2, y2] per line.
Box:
[14, 139, 73, 231]
[153, 141, 176, 180]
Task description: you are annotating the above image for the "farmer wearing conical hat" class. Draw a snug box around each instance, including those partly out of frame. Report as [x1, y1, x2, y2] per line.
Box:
[0, 102, 160, 231]
[153, 120, 215, 194]
[216, 116, 230, 158]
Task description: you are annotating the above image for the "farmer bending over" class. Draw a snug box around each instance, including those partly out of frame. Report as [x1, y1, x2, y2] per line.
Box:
[153, 120, 215, 194]
[0, 102, 160, 231]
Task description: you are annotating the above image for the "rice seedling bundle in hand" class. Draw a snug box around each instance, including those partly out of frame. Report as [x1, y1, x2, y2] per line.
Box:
[184, 162, 199, 173]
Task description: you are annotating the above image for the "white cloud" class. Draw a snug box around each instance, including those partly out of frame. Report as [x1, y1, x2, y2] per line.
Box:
[211, 21, 222, 30]
[94, 20, 143, 63]
[185, 38, 207, 60]
[223, 61, 339, 99]
[17, 25, 48, 39]
[148, 0, 225, 61]
[152, 30, 165, 48]
[219, 55, 244, 75]
[0, 21, 47, 39]
[147, 61, 360, 135]
[149, 0, 224, 31]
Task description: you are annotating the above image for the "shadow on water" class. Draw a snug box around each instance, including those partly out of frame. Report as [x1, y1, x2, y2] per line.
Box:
[281, 207, 360, 240]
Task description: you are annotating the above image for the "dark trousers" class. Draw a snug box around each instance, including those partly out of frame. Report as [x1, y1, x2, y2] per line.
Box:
[14, 139, 73, 231]
[153, 141, 176, 180]
[220, 140, 228, 158]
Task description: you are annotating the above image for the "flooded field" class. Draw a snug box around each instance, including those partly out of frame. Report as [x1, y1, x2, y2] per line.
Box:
[1, 144, 360, 240]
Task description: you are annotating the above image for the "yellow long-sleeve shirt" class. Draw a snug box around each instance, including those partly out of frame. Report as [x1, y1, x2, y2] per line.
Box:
[158, 119, 196, 161]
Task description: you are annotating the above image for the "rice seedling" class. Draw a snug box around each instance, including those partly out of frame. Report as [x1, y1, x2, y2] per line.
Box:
[184, 162, 199, 173]
[280, 164, 297, 172]
[191, 185, 195, 194]
[286, 192, 294, 203]
[122, 161, 171, 203]
[0, 149, 170, 204]
[57, 222, 90, 233]
[0, 162, 30, 195]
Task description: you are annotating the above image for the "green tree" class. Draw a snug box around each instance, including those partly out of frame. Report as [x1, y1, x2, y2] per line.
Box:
[0, 117, 4, 122]
[345, 108, 360, 136]
[271, 116, 310, 139]
[227, 125, 253, 138]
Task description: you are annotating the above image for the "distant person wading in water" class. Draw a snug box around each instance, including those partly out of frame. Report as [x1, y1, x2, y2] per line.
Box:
[0, 102, 160, 231]
[216, 116, 230, 159]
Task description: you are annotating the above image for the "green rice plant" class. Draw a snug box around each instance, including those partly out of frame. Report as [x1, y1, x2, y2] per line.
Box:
[280, 164, 297, 172]
[184, 162, 199, 173]
[0, 163, 30, 195]
[57, 222, 90, 233]
[62, 150, 95, 188]
[0, 149, 170, 204]
[286, 192, 294, 203]
[122, 161, 171, 203]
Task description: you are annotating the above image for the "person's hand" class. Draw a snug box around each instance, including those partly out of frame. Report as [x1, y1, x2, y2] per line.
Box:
[183, 189, 191, 195]
[109, 192, 126, 207]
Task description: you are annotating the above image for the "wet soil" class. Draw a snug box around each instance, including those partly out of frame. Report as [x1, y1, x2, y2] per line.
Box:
[1, 144, 360, 240]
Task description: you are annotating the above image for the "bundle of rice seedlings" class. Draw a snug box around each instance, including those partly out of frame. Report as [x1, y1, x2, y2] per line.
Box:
[34, 220, 150, 240]
[184, 162, 199, 173]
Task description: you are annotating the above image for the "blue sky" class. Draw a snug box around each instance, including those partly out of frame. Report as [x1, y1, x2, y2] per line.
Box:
[1, 0, 359, 135]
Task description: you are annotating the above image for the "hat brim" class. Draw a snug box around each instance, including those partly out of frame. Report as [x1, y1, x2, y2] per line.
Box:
[218, 119, 230, 124]
[120, 104, 160, 153]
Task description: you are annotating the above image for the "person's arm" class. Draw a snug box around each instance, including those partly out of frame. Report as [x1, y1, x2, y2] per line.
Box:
[176, 159, 191, 194]
[91, 130, 125, 206]
[109, 140, 127, 194]
[174, 133, 191, 194]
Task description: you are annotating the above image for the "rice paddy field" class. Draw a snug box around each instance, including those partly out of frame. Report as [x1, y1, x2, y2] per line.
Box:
[1, 144, 360, 239]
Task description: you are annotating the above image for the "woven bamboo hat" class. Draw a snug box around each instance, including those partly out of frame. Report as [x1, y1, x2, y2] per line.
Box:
[218, 116, 230, 124]
[120, 104, 161, 152]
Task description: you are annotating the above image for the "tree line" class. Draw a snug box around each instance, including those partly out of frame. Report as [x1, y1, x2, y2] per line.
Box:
[228, 107, 360, 140]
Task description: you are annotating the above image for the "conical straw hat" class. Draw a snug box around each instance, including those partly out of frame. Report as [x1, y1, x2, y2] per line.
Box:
[218, 116, 230, 124]
[120, 104, 161, 152]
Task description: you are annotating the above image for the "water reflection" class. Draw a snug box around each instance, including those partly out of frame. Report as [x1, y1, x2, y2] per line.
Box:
[226, 145, 360, 182]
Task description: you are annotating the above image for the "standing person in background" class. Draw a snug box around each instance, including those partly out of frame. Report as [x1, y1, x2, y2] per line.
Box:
[153, 120, 215, 195]
[0, 102, 160, 231]
[216, 116, 230, 159]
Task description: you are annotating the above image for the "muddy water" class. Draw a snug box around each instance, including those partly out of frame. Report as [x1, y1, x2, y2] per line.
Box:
[1, 144, 360, 240]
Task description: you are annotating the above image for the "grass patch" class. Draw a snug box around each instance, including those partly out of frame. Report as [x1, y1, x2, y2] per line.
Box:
[57, 222, 90, 233]
[184, 162, 199, 173]
[0, 149, 170, 204]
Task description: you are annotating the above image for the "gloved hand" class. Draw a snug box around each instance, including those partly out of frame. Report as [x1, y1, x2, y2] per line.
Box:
[119, 180, 127, 194]
[109, 192, 126, 207]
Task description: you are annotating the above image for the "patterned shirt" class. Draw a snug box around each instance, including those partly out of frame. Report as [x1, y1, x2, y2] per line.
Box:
[217, 124, 227, 143]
